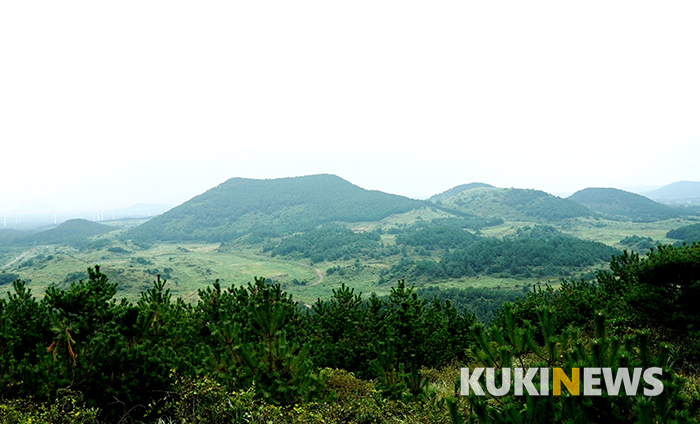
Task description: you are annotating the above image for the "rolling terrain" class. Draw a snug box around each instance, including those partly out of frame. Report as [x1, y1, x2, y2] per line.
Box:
[1, 175, 699, 306]
[568, 187, 681, 221]
[437, 186, 593, 222]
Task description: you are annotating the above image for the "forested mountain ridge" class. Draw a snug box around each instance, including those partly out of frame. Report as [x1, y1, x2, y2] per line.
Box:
[126, 174, 430, 242]
[436, 186, 593, 222]
[568, 187, 681, 221]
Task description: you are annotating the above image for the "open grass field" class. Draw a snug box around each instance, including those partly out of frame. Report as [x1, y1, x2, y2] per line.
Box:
[560, 217, 693, 246]
[1, 242, 317, 303]
[478, 216, 696, 249]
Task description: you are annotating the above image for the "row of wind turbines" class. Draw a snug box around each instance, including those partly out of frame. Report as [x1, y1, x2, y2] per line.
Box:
[2, 205, 115, 229]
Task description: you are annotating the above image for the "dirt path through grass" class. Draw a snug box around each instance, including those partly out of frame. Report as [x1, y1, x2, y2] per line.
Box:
[310, 267, 323, 286]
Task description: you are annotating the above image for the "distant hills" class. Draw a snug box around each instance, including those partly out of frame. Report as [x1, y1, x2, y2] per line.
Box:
[127, 174, 429, 242]
[436, 186, 593, 222]
[11, 219, 114, 246]
[116, 176, 700, 244]
[568, 187, 681, 222]
[429, 183, 493, 203]
[644, 181, 700, 205]
[0, 229, 29, 244]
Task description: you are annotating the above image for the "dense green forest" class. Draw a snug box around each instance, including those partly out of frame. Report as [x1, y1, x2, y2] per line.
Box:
[619, 235, 658, 252]
[568, 187, 681, 221]
[395, 221, 481, 251]
[668, 222, 700, 242]
[126, 175, 429, 243]
[385, 235, 619, 281]
[2, 242, 700, 423]
[414, 285, 526, 322]
[264, 226, 390, 262]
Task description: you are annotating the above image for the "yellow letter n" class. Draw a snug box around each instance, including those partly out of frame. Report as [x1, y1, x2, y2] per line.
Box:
[553, 368, 580, 396]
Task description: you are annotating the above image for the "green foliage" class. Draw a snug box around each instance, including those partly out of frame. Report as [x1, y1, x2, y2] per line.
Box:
[0, 389, 99, 424]
[157, 375, 259, 424]
[395, 223, 480, 250]
[513, 224, 564, 239]
[389, 236, 619, 280]
[309, 281, 476, 380]
[604, 243, 700, 333]
[668, 222, 700, 242]
[131, 256, 153, 266]
[569, 187, 681, 221]
[62, 270, 88, 284]
[0, 279, 51, 399]
[0, 273, 18, 286]
[267, 226, 383, 262]
[106, 246, 130, 254]
[416, 285, 526, 323]
[200, 277, 318, 405]
[620, 235, 658, 252]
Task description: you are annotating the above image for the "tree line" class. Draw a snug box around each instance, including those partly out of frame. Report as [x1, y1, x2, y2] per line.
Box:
[2, 242, 700, 423]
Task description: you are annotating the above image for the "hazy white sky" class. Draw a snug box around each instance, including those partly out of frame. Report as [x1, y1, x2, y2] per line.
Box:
[2, 1, 699, 213]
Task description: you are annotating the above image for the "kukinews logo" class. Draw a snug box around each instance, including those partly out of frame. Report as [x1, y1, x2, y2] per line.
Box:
[461, 367, 663, 397]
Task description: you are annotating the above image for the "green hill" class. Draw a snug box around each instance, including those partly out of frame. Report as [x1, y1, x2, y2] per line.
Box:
[667, 223, 700, 242]
[127, 174, 429, 242]
[13, 219, 114, 245]
[0, 229, 29, 244]
[568, 187, 680, 222]
[438, 187, 593, 222]
[429, 182, 493, 203]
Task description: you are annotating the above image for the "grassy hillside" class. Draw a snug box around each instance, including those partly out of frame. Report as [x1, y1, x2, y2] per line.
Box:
[439, 187, 593, 222]
[10, 219, 115, 246]
[127, 174, 430, 243]
[569, 187, 680, 221]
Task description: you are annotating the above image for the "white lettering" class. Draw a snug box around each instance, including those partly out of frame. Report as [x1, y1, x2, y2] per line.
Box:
[603, 368, 641, 396]
[643, 367, 664, 396]
[485, 368, 511, 396]
[514, 367, 540, 396]
[461, 368, 485, 396]
[583, 368, 602, 396]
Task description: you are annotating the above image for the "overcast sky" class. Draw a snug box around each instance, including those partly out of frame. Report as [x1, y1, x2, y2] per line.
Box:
[2, 1, 699, 215]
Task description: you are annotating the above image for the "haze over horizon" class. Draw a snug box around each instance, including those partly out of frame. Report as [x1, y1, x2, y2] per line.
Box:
[2, 2, 699, 215]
